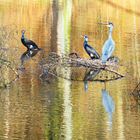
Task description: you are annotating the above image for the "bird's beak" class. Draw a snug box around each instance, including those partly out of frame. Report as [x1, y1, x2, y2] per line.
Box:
[106, 24, 111, 27]
[98, 22, 108, 25]
[21, 30, 26, 34]
[98, 22, 109, 27]
[80, 35, 84, 38]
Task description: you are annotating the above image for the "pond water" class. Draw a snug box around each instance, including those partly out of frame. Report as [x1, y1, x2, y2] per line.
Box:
[0, 0, 140, 140]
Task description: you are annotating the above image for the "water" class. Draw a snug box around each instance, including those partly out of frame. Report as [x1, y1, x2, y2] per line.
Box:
[0, 0, 140, 139]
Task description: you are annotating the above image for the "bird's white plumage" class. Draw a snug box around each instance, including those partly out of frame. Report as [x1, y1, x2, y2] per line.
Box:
[90, 53, 94, 57]
[30, 50, 33, 55]
[29, 45, 34, 49]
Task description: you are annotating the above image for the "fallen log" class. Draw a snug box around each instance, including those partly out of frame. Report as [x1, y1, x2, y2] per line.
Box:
[40, 52, 125, 81]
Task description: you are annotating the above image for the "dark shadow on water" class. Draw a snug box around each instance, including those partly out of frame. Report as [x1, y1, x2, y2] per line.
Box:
[131, 82, 140, 97]
[130, 82, 140, 106]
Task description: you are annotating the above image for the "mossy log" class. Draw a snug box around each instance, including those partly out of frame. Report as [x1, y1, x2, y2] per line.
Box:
[40, 52, 125, 81]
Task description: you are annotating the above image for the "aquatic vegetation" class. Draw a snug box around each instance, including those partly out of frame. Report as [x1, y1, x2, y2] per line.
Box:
[0, 25, 19, 87]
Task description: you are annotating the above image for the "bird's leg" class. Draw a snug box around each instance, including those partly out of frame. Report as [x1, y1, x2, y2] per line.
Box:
[101, 63, 106, 70]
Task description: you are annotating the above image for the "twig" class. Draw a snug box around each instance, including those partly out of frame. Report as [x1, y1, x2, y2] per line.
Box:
[0, 58, 19, 77]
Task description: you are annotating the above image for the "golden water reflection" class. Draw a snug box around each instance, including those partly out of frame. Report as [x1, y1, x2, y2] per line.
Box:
[0, 0, 140, 139]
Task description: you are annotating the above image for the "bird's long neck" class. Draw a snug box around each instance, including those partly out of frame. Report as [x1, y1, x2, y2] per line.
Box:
[21, 33, 27, 46]
[21, 33, 25, 39]
[108, 31, 112, 39]
[84, 40, 88, 46]
[108, 27, 113, 39]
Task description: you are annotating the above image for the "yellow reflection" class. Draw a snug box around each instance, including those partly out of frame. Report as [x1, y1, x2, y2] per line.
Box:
[57, 0, 73, 139]
[117, 95, 125, 140]
[3, 91, 10, 139]
[0, 0, 140, 139]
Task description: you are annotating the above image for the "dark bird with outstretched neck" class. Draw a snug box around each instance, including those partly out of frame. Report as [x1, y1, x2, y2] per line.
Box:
[21, 30, 41, 51]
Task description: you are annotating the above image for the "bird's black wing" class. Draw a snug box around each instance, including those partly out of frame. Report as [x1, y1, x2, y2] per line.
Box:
[25, 39, 38, 47]
[85, 44, 100, 59]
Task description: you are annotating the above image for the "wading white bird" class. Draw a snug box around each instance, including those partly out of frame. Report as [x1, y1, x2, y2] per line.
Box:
[100, 22, 115, 64]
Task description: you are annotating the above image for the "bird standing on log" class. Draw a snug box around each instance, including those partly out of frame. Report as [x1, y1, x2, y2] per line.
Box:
[82, 35, 100, 59]
[21, 30, 41, 51]
[100, 22, 115, 64]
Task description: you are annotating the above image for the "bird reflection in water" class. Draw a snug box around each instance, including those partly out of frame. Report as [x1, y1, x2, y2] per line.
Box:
[84, 81, 88, 92]
[19, 49, 40, 70]
[83, 69, 115, 130]
[102, 86, 115, 130]
[83, 68, 100, 92]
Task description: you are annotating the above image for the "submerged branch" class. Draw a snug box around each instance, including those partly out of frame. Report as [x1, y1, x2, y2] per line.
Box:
[0, 58, 19, 77]
[0, 58, 19, 88]
[130, 83, 140, 103]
